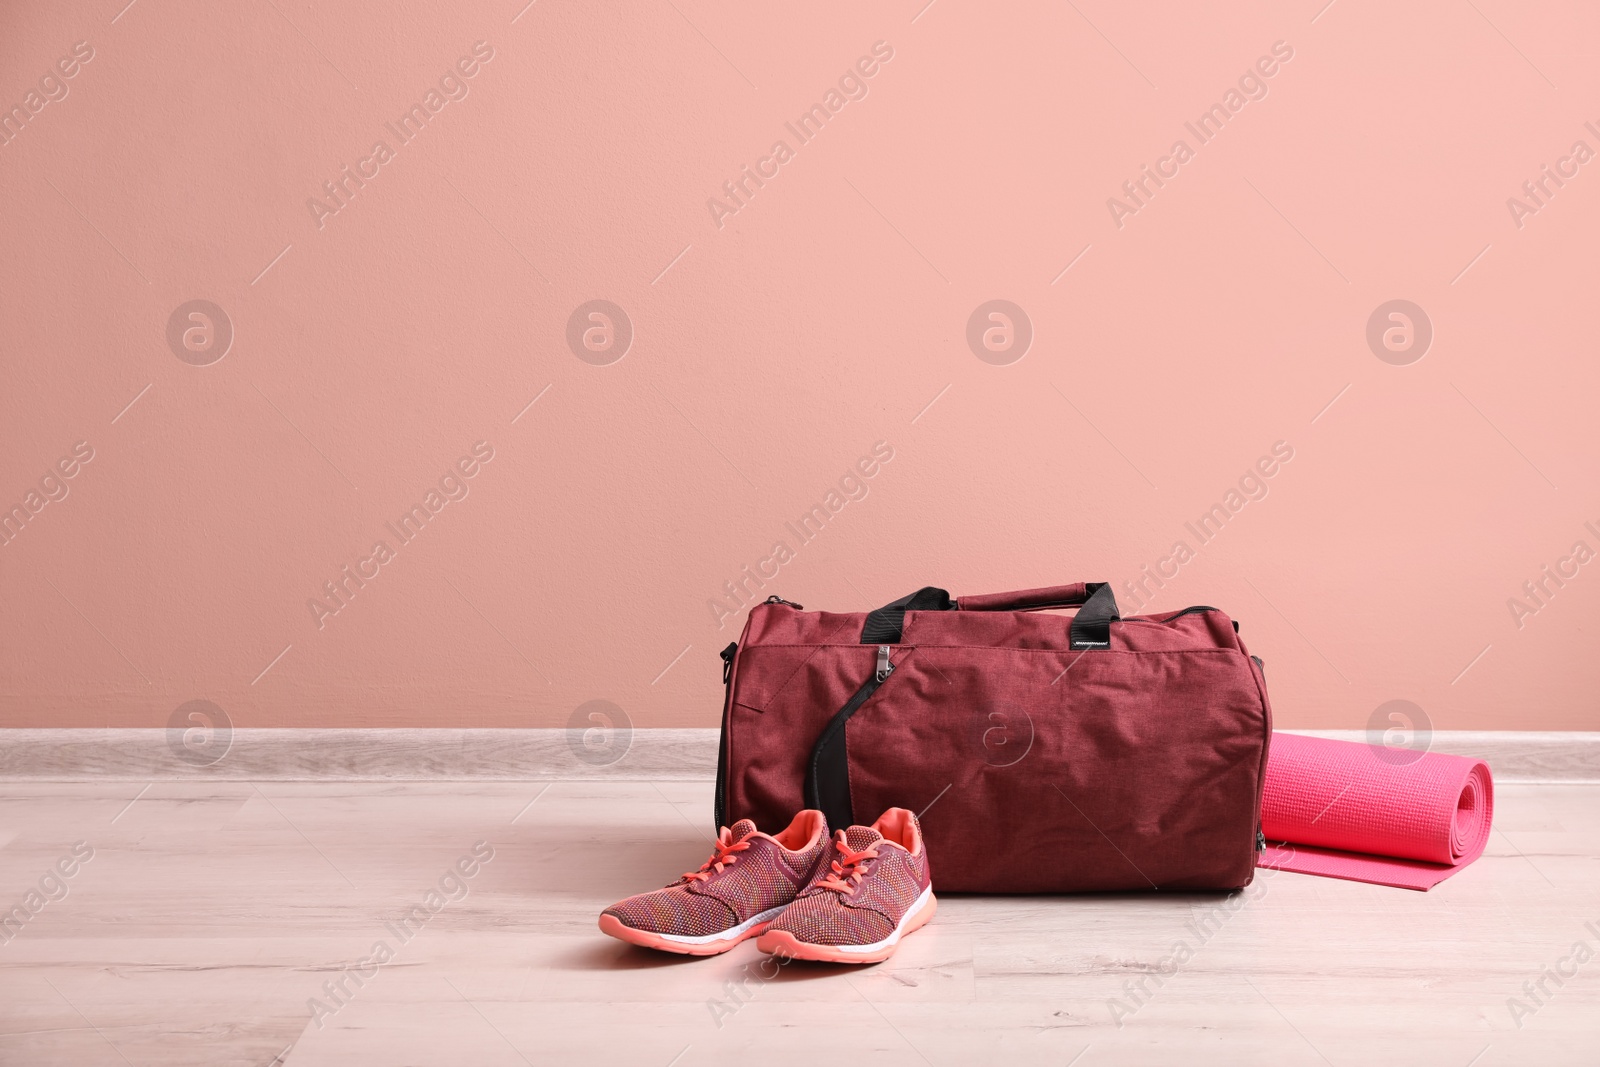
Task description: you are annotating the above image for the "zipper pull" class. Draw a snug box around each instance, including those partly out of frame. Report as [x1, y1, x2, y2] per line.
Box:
[1256, 829, 1267, 852]
[763, 595, 804, 609]
[720, 642, 737, 685]
[875, 644, 893, 682]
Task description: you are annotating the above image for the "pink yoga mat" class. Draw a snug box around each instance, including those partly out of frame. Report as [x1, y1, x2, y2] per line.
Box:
[1257, 733, 1494, 891]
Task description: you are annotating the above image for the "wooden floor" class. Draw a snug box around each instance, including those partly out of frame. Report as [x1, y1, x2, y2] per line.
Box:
[0, 780, 1596, 1066]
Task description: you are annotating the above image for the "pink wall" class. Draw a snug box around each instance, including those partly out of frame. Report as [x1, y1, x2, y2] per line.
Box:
[2, 1, 1597, 732]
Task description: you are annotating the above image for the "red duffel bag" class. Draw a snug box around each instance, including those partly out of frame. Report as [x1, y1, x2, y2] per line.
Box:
[714, 583, 1273, 893]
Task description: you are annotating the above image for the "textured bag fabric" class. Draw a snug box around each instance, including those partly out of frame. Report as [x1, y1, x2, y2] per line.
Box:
[715, 584, 1274, 894]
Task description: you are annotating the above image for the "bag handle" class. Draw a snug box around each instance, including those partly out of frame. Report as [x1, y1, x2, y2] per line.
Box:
[956, 583, 1096, 612]
[863, 582, 1120, 649]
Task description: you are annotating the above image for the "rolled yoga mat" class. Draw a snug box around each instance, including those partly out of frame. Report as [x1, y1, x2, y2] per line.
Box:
[1257, 732, 1494, 890]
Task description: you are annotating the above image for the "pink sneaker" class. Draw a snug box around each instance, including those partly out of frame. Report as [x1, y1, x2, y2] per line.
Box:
[756, 808, 936, 964]
[599, 810, 829, 955]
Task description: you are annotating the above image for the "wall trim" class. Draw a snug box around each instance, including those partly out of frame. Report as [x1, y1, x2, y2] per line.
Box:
[0, 728, 714, 782]
[1, 728, 1598, 782]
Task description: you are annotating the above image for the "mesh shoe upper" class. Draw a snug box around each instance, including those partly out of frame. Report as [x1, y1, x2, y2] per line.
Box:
[768, 811, 932, 947]
[603, 816, 829, 937]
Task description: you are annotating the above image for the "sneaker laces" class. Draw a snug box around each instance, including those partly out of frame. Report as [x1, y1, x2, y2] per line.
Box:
[682, 826, 751, 882]
[814, 830, 880, 896]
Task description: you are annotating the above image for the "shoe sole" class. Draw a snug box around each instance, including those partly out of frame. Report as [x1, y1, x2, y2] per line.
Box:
[598, 903, 785, 956]
[755, 886, 937, 965]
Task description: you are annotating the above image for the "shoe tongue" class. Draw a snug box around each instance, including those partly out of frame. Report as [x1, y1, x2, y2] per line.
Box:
[728, 819, 759, 843]
[842, 825, 884, 852]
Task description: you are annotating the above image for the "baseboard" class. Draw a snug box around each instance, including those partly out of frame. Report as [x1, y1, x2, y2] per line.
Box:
[1, 728, 1597, 782]
[0, 728, 719, 781]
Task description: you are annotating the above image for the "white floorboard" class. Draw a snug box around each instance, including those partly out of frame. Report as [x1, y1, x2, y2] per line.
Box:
[0, 779, 1595, 1065]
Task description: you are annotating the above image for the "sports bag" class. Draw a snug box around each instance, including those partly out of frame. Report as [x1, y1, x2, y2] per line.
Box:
[714, 583, 1273, 893]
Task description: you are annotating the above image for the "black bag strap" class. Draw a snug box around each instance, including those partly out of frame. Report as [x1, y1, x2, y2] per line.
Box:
[1068, 582, 1120, 650]
[713, 641, 737, 830]
[805, 647, 913, 830]
[860, 586, 951, 643]
[811, 582, 1119, 831]
[806, 723, 853, 833]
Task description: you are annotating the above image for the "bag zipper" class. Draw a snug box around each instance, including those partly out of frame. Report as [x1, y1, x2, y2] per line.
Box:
[1139, 605, 1218, 623]
[763, 595, 804, 609]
